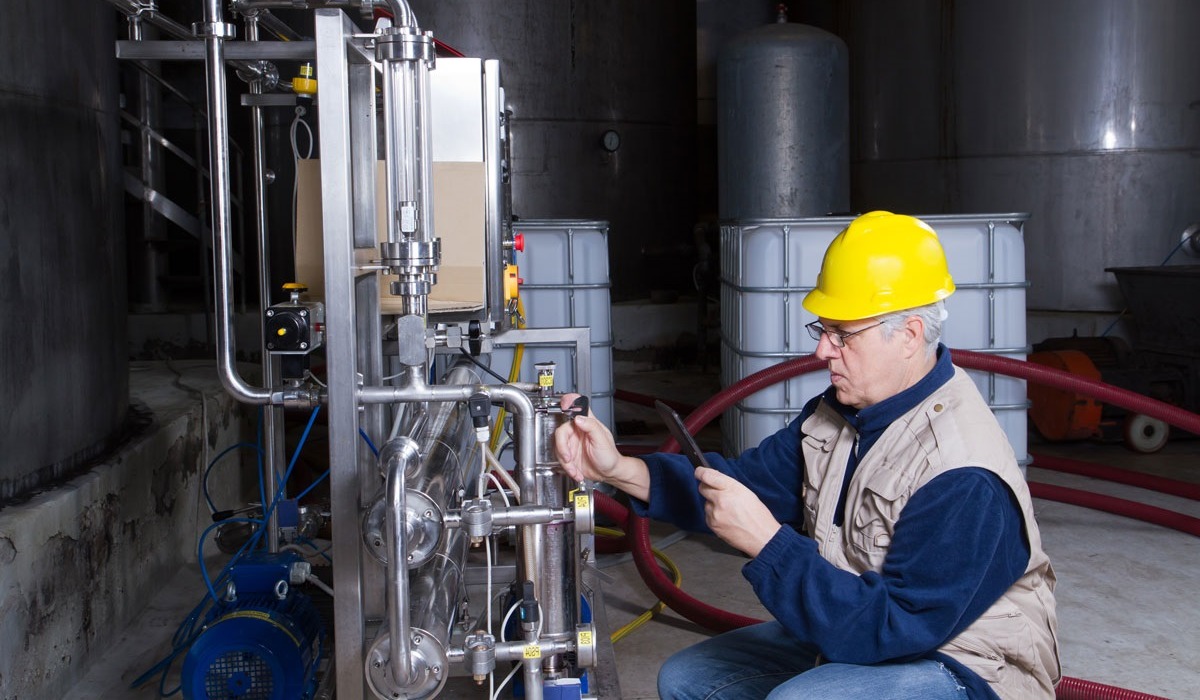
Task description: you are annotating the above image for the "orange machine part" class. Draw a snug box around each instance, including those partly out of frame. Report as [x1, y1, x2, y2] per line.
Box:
[1027, 349, 1104, 441]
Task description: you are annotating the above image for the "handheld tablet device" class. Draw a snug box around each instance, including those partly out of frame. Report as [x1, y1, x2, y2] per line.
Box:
[654, 400, 712, 469]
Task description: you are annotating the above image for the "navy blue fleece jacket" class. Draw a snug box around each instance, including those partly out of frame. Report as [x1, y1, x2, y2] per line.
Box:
[636, 346, 1028, 700]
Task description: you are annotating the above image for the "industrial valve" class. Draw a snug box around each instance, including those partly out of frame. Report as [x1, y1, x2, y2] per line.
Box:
[265, 282, 325, 380]
[265, 282, 324, 353]
[463, 630, 497, 684]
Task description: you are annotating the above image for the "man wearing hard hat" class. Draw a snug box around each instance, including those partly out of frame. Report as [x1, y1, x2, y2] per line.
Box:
[555, 211, 1060, 700]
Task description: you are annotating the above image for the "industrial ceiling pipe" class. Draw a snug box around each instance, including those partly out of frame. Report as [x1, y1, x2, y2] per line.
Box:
[110, 0, 269, 79]
[198, 0, 274, 405]
[231, 0, 415, 27]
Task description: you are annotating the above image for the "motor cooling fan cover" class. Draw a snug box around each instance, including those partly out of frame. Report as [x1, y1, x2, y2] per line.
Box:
[181, 594, 322, 700]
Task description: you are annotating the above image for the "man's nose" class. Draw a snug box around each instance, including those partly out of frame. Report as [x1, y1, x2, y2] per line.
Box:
[813, 332, 839, 360]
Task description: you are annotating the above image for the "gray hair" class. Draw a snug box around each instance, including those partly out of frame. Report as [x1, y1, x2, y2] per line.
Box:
[878, 301, 948, 356]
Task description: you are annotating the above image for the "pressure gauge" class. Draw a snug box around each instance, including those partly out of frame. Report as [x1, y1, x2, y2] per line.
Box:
[601, 129, 621, 153]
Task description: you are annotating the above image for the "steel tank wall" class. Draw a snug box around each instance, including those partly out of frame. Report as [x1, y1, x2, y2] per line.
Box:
[845, 0, 1200, 314]
[0, 0, 127, 501]
[406, 0, 696, 301]
[717, 21, 849, 220]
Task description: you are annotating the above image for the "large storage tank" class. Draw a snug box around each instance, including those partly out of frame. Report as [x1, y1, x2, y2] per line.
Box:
[406, 0, 697, 301]
[717, 18, 850, 220]
[0, 0, 127, 501]
[843, 0, 1200, 321]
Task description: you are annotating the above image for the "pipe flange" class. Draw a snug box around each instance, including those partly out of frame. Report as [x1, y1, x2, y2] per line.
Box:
[366, 628, 448, 700]
[380, 239, 441, 267]
[575, 623, 597, 668]
[376, 28, 435, 63]
[192, 20, 236, 39]
[390, 279, 434, 298]
[571, 488, 594, 535]
[362, 491, 444, 569]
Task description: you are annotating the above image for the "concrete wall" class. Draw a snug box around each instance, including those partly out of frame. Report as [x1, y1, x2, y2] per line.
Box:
[0, 363, 251, 699]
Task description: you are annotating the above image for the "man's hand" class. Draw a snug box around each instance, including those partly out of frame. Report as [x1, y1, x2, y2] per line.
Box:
[553, 393, 650, 502]
[696, 466, 782, 558]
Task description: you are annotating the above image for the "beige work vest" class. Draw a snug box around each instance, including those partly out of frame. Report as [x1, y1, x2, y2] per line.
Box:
[799, 368, 1061, 699]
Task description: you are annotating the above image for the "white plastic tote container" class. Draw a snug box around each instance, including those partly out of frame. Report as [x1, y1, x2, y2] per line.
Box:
[490, 219, 615, 428]
[720, 214, 1030, 465]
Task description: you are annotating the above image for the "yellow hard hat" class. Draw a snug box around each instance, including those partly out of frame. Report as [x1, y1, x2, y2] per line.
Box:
[802, 211, 956, 320]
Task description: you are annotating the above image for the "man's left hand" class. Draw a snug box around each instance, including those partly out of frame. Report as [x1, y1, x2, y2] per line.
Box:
[695, 466, 782, 558]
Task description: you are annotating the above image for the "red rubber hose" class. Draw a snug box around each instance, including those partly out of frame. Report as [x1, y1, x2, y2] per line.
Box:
[658, 355, 829, 453]
[595, 490, 760, 632]
[609, 349, 1196, 697]
[592, 489, 630, 554]
[1031, 452, 1200, 503]
[624, 350, 1200, 627]
[949, 349, 1200, 436]
[1055, 675, 1173, 700]
[1028, 482, 1200, 537]
[614, 388, 697, 415]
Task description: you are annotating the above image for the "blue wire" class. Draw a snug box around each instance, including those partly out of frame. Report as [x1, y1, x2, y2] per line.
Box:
[359, 427, 380, 457]
[198, 406, 323, 605]
[284, 405, 322, 479]
[294, 427, 374, 502]
[296, 535, 333, 563]
[136, 406, 325, 692]
[197, 517, 263, 603]
[135, 515, 266, 693]
[202, 442, 263, 513]
[1159, 236, 1188, 266]
[294, 470, 330, 501]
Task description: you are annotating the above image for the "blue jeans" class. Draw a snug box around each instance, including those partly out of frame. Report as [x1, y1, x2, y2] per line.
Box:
[657, 622, 967, 700]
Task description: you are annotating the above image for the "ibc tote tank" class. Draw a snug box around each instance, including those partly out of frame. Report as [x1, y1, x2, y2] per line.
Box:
[717, 16, 850, 220]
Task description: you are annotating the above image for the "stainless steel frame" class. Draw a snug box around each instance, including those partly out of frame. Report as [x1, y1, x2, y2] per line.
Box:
[312, 11, 382, 697]
[182, 3, 609, 695]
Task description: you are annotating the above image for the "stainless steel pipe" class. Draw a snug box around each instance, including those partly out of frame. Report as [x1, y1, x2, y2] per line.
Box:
[360, 382, 536, 482]
[368, 529, 469, 699]
[245, 15, 285, 550]
[231, 0, 415, 27]
[198, 0, 274, 405]
[367, 366, 482, 569]
[377, 364, 482, 696]
[111, 0, 268, 80]
[384, 435, 422, 685]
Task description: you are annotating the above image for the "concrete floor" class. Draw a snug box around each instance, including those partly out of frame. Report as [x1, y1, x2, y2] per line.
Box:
[65, 360, 1199, 699]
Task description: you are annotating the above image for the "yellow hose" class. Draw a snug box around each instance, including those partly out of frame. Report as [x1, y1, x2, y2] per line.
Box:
[595, 526, 683, 643]
[489, 299, 527, 453]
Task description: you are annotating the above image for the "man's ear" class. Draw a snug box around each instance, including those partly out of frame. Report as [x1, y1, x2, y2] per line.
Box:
[902, 315, 926, 358]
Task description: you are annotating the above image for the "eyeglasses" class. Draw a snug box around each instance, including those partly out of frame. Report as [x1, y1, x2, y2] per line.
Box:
[805, 320, 885, 348]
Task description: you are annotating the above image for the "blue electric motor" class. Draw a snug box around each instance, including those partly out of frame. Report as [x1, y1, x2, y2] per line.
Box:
[182, 553, 326, 700]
